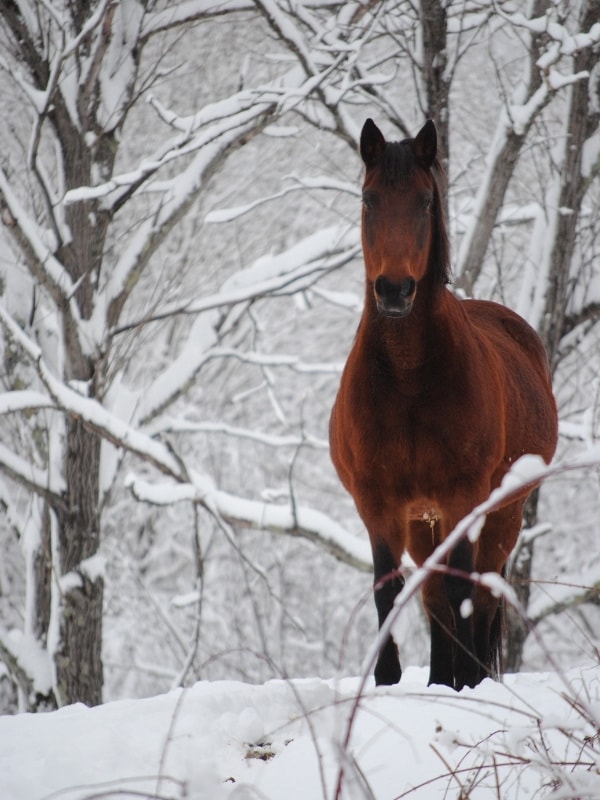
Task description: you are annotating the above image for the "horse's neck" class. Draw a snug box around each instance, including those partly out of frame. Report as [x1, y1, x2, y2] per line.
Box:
[363, 286, 454, 373]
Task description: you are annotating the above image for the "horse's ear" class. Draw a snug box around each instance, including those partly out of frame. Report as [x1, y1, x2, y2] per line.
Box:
[414, 119, 437, 169]
[360, 119, 386, 168]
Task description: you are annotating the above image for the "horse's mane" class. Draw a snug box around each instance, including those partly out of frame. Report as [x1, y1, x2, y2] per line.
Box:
[380, 139, 452, 287]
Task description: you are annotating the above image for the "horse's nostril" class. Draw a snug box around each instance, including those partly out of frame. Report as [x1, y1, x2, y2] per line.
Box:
[400, 277, 416, 298]
[374, 276, 389, 296]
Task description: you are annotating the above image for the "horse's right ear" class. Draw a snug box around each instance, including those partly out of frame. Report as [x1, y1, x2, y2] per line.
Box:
[360, 119, 386, 168]
[414, 119, 437, 169]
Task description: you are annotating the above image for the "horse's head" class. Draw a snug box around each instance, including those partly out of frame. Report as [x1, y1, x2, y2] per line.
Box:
[360, 118, 449, 318]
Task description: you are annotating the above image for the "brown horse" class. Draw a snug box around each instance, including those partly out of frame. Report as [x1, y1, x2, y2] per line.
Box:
[329, 119, 558, 690]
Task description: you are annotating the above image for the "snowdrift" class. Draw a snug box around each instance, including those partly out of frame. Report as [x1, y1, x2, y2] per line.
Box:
[1, 664, 599, 799]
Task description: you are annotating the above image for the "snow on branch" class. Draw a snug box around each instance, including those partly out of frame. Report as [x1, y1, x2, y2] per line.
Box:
[0, 51, 54, 117]
[455, 4, 600, 292]
[0, 305, 361, 571]
[205, 174, 359, 223]
[136, 345, 344, 428]
[502, 11, 600, 69]
[0, 306, 184, 480]
[0, 627, 53, 701]
[529, 571, 600, 626]
[147, 418, 328, 450]
[66, 55, 345, 214]
[140, 0, 254, 39]
[0, 441, 65, 507]
[124, 226, 357, 424]
[205, 223, 359, 308]
[506, 72, 588, 137]
[114, 224, 359, 336]
[251, 0, 359, 140]
[127, 473, 372, 573]
[99, 105, 298, 329]
[194, 347, 344, 374]
[65, 94, 279, 209]
[0, 390, 56, 415]
[0, 169, 78, 311]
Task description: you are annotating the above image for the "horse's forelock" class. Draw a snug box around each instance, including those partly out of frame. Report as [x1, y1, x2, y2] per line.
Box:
[378, 140, 416, 186]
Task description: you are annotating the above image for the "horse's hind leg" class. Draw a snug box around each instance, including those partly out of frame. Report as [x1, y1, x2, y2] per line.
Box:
[473, 502, 524, 681]
[372, 542, 404, 685]
[473, 590, 503, 683]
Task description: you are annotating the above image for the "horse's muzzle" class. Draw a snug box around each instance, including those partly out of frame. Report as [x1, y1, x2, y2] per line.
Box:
[374, 276, 416, 317]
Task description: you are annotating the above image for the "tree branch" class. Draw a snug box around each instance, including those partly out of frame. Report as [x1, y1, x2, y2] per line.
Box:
[128, 475, 372, 573]
[530, 578, 600, 626]
[0, 168, 78, 313]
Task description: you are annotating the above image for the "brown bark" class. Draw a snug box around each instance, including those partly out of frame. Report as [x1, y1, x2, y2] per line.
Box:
[539, 0, 600, 370]
[420, 0, 450, 168]
[0, 3, 120, 707]
[53, 420, 104, 705]
[455, 0, 551, 295]
[504, 491, 539, 672]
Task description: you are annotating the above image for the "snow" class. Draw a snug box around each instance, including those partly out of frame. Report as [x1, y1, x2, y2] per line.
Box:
[1, 665, 598, 799]
[582, 128, 600, 179]
[0, 628, 52, 697]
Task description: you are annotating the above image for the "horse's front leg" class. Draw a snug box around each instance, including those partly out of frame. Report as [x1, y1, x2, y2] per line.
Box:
[372, 541, 404, 686]
[423, 570, 456, 688]
[445, 536, 478, 690]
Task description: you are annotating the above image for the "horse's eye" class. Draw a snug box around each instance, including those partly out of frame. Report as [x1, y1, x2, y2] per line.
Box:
[423, 195, 433, 211]
[362, 192, 376, 210]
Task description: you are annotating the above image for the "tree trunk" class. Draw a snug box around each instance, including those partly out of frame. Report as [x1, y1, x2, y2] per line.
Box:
[420, 0, 450, 218]
[539, 0, 600, 370]
[504, 490, 539, 673]
[505, 1, 600, 670]
[455, 0, 551, 294]
[53, 420, 104, 706]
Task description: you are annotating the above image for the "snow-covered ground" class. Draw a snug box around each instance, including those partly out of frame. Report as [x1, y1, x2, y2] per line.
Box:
[2, 663, 599, 800]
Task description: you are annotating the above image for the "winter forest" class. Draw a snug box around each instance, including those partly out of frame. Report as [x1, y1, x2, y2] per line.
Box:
[0, 0, 599, 741]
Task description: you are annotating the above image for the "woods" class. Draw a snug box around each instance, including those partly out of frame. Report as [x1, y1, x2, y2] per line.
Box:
[0, 0, 598, 712]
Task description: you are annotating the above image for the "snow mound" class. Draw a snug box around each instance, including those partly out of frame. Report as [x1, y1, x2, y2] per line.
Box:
[1, 665, 599, 799]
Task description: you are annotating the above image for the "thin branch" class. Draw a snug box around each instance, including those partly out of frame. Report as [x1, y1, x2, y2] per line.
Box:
[140, 0, 254, 40]
[128, 475, 372, 573]
[0, 632, 35, 700]
[0, 442, 66, 511]
[530, 578, 600, 626]
[0, 168, 78, 312]
[111, 236, 359, 337]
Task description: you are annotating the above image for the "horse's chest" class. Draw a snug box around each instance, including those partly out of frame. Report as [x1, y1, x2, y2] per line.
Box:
[358, 398, 441, 476]
[355, 387, 481, 494]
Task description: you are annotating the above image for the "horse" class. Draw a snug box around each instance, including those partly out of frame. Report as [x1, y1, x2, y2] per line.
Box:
[329, 118, 558, 691]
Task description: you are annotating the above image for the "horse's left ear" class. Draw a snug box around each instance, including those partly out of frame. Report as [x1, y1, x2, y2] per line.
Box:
[360, 119, 386, 169]
[414, 120, 437, 169]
